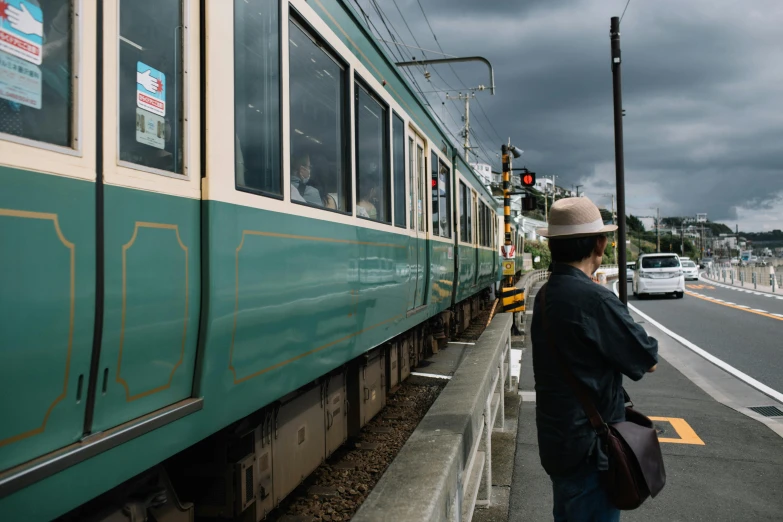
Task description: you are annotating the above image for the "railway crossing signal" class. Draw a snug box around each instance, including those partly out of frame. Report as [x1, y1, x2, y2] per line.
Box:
[521, 171, 536, 187]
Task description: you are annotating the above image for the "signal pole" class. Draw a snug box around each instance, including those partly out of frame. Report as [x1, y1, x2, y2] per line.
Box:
[502, 144, 513, 287]
[610, 16, 628, 304]
[657, 207, 660, 253]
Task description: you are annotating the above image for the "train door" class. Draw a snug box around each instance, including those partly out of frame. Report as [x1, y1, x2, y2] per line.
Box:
[0, 0, 98, 472]
[88, 0, 202, 432]
[408, 131, 428, 308]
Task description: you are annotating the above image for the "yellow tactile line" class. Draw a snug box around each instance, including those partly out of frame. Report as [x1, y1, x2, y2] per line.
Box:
[685, 291, 783, 322]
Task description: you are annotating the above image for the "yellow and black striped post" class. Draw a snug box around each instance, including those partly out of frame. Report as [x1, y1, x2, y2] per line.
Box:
[501, 144, 524, 313]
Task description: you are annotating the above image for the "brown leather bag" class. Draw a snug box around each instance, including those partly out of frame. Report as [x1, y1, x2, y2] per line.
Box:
[540, 284, 666, 510]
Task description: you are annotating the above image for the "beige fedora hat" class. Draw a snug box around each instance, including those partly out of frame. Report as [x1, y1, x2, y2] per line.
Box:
[537, 197, 618, 238]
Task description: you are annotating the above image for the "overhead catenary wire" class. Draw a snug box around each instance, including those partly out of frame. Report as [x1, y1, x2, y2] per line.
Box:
[352, 0, 498, 167]
[367, 0, 502, 168]
[620, 0, 632, 23]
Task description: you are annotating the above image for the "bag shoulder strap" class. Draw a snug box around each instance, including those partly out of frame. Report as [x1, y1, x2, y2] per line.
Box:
[540, 283, 608, 434]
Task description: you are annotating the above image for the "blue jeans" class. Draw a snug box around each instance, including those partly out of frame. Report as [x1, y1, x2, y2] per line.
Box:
[550, 465, 620, 522]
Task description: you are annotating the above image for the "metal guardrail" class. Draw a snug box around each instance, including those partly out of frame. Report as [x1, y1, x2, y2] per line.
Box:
[352, 314, 514, 522]
[705, 267, 782, 293]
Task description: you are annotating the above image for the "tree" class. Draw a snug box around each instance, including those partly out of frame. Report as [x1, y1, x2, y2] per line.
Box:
[626, 214, 645, 233]
[524, 240, 551, 270]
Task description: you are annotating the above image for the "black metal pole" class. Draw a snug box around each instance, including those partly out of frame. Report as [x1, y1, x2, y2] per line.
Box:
[611, 16, 627, 304]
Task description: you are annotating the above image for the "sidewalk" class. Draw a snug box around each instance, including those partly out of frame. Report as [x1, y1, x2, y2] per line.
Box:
[509, 283, 783, 521]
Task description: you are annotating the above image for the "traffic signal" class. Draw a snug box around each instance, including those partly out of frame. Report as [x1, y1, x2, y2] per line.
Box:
[522, 195, 536, 211]
[521, 171, 536, 187]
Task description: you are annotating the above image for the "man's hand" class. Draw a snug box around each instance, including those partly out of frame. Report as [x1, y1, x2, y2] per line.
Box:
[648, 364, 658, 373]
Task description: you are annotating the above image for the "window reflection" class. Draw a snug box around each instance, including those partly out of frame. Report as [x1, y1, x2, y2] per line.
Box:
[235, 0, 281, 196]
[119, 0, 184, 174]
[355, 81, 389, 223]
[431, 153, 451, 238]
[392, 113, 404, 227]
[289, 18, 348, 210]
[459, 181, 468, 242]
[0, 0, 72, 147]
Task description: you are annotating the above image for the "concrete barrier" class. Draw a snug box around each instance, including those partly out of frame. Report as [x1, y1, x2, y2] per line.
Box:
[352, 313, 514, 522]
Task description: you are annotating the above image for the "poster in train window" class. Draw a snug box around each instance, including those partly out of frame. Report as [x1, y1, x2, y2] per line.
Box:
[135, 107, 165, 149]
[0, 50, 41, 108]
[136, 61, 166, 117]
[0, 0, 44, 65]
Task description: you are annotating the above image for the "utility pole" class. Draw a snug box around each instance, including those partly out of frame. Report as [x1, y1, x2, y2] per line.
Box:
[447, 91, 476, 163]
[576, 184, 583, 197]
[657, 207, 660, 253]
[543, 175, 556, 221]
[612, 194, 617, 264]
[610, 16, 628, 304]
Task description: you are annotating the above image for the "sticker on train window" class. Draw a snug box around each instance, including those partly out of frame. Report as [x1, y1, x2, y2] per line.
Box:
[0, 1, 44, 66]
[0, 51, 41, 108]
[135, 108, 165, 149]
[136, 61, 165, 117]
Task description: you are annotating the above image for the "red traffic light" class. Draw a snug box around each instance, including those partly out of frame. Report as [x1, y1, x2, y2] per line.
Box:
[521, 171, 536, 187]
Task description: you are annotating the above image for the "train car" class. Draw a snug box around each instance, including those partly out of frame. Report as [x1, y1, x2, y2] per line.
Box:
[0, 1, 500, 520]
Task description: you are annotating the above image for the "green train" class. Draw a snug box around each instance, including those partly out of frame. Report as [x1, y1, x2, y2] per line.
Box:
[0, 1, 525, 520]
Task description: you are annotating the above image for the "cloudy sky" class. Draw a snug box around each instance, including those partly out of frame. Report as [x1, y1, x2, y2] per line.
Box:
[356, 0, 783, 231]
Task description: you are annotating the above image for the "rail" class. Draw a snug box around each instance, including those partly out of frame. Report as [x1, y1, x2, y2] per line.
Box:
[352, 314, 514, 522]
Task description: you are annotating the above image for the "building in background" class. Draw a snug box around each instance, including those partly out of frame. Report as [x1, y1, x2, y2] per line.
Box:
[534, 177, 554, 194]
[697, 213, 708, 223]
[470, 162, 493, 187]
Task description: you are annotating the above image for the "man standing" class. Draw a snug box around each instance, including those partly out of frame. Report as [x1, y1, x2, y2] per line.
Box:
[532, 198, 659, 521]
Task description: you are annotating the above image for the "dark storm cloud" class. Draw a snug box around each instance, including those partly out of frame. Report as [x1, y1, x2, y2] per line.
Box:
[368, 0, 783, 230]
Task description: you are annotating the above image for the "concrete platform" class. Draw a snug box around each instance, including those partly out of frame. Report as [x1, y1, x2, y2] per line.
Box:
[510, 282, 783, 521]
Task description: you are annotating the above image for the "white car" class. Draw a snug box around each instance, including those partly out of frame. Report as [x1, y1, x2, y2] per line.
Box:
[633, 253, 685, 299]
[681, 260, 699, 281]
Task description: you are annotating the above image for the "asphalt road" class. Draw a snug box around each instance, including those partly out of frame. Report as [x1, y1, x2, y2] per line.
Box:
[626, 281, 783, 396]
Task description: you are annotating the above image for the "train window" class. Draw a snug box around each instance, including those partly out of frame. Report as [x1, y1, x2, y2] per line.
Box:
[478, 203, 484, 246]
[289, 17, 349, 211]
[0, 0, 72, 148]
[417, 144, 425, 232]
[459, 181, 467, 242]
[484, 205, 490, 246]
[119, 0, 184, 174]
[234, 0, 282, 197]
[392, 112, 405, 227]
[355, 80, 389, 223]
[431, 153, 451, 238]
[408, 136, 414, 229]
[466, 190, 472, 244]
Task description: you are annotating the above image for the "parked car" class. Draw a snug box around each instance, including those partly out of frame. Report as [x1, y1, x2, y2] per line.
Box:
[633, 253, 685, 299]
[626, 261, 635, 281]
[681, 260, 699, 280]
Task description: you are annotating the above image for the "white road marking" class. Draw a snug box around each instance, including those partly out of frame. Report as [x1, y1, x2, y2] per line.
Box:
[736, 305, 750, 309]
[448, 342, 476, 345]
[614, 282, 783, 404]
[725, 302, 737, 305]
[411, 372, 452, 380]
[519, 391, 536, 402]
[774, 314, 783, 318]
[751, 309, 768, 313]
